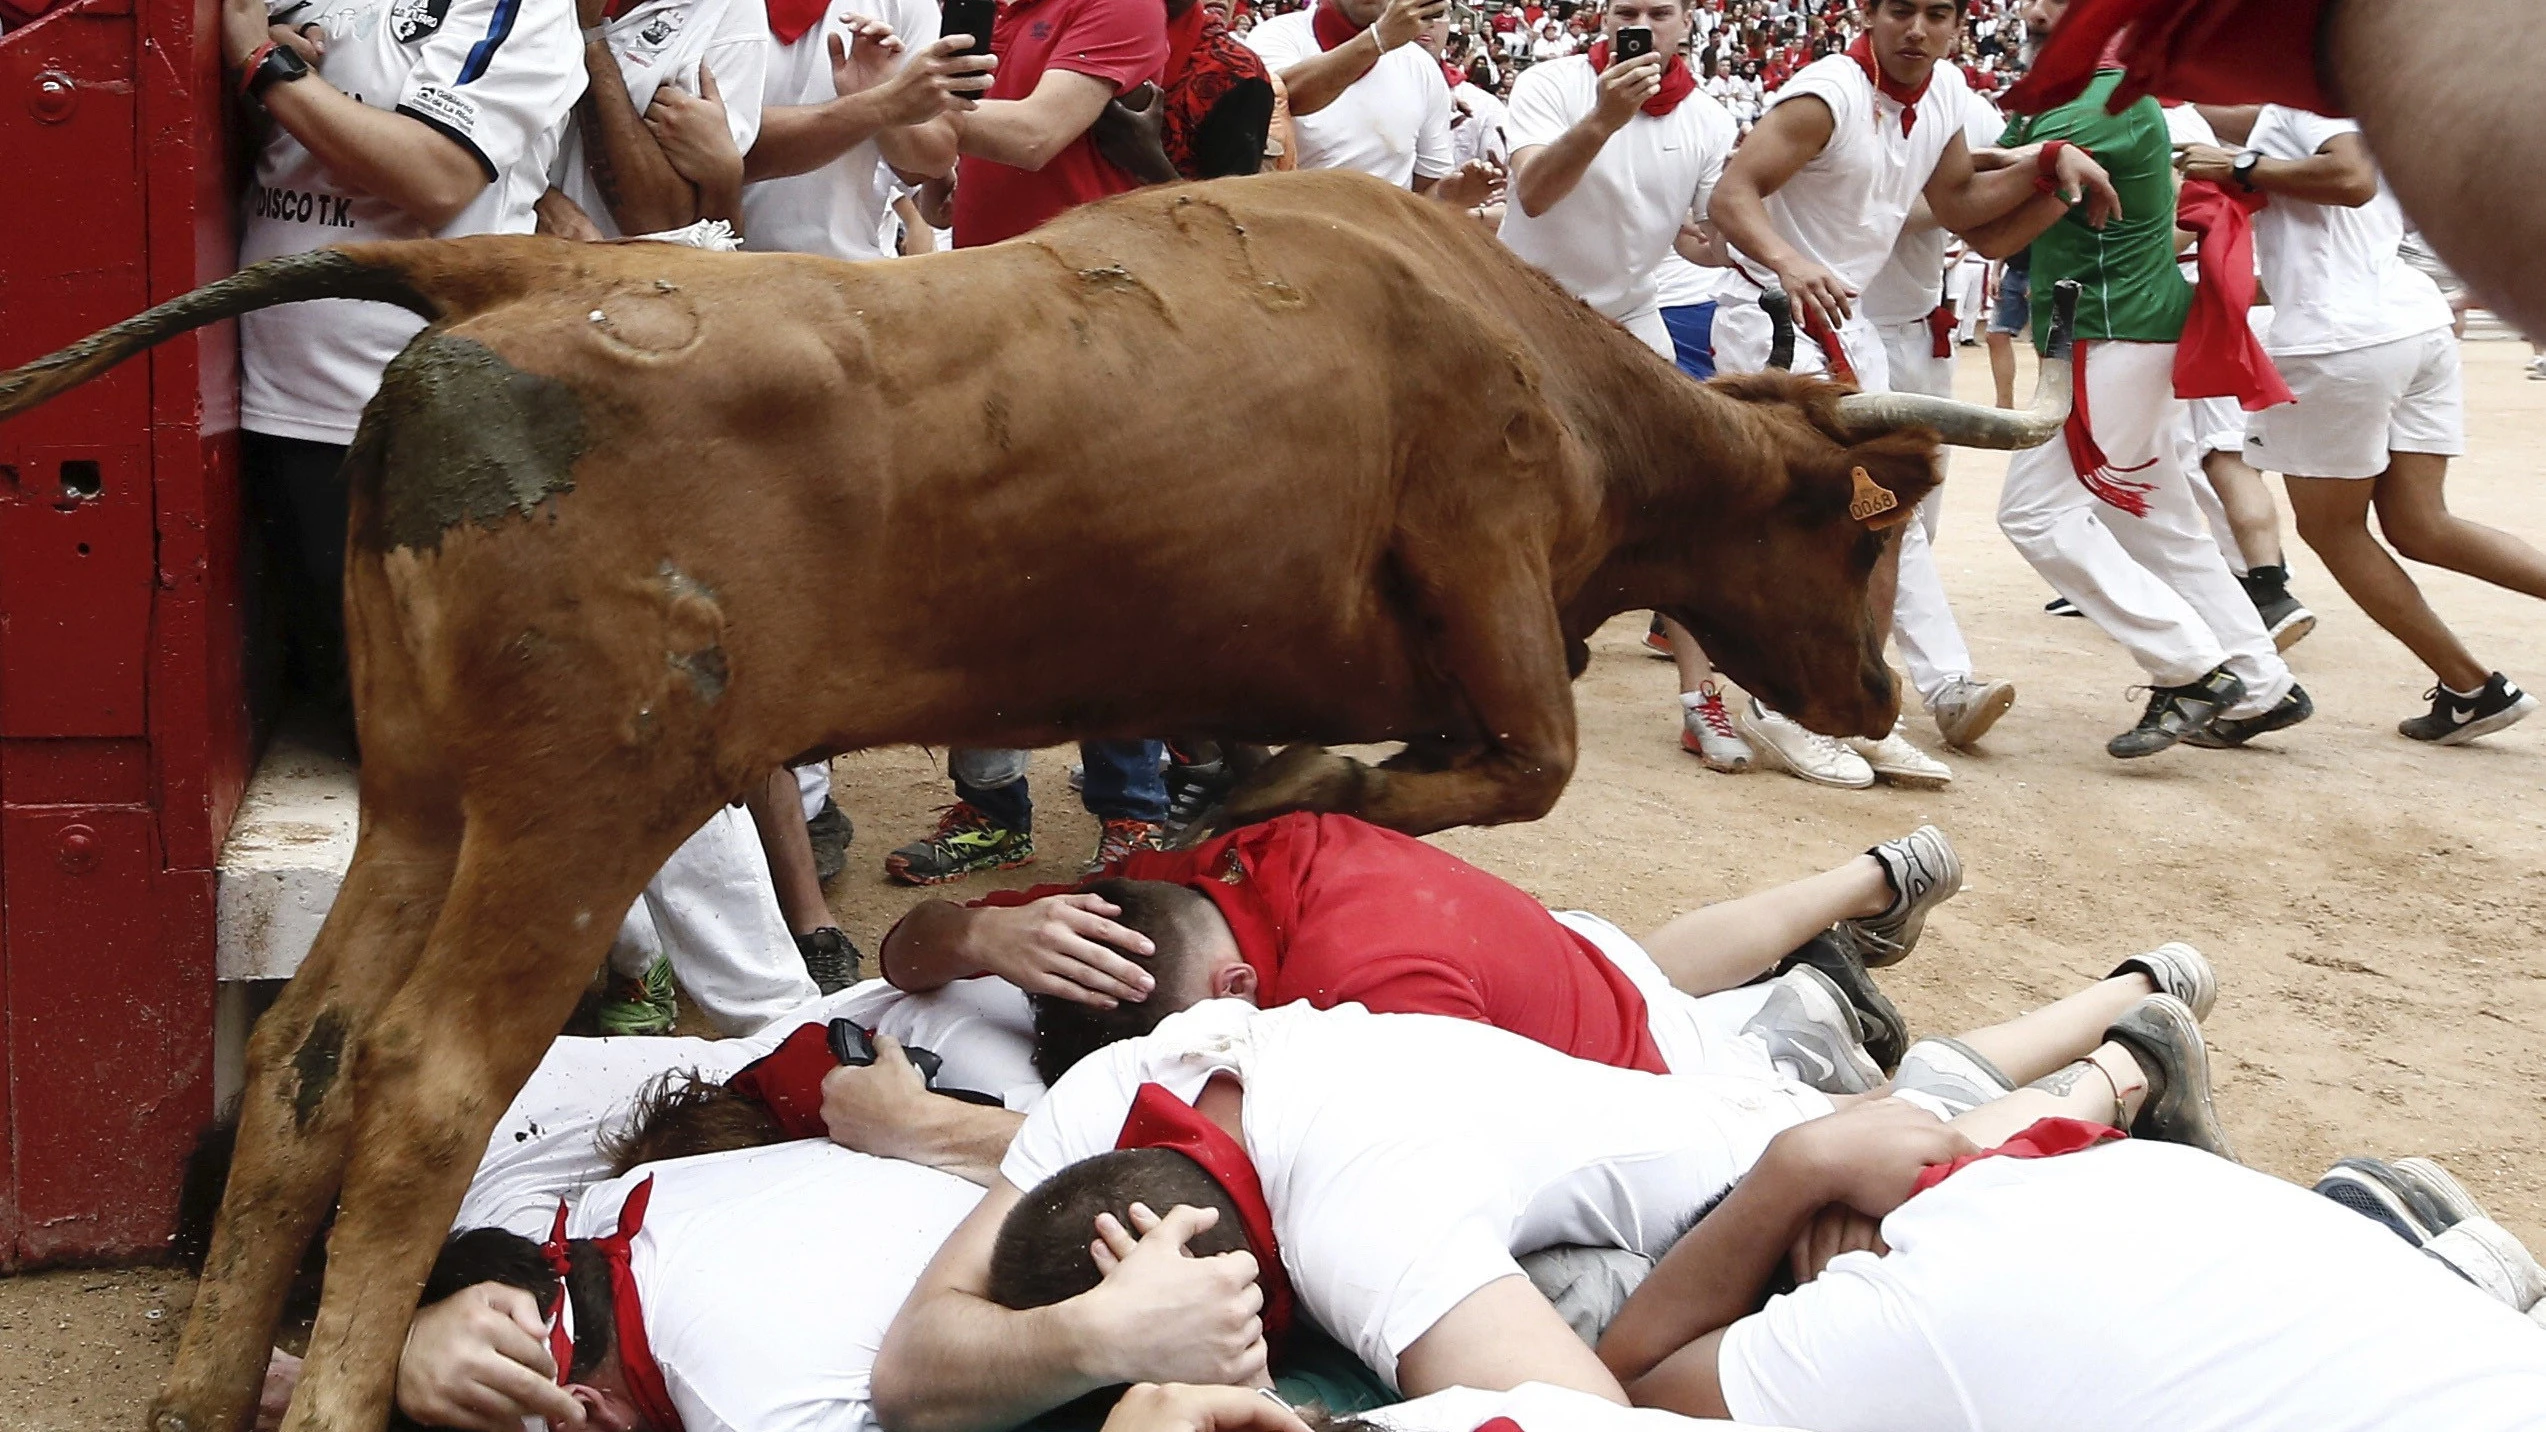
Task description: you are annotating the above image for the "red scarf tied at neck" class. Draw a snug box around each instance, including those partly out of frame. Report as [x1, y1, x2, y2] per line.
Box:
[1114, 1083, 1296, 1352]
[541, 1181, 685, 1432]
[1846, 32, 1930, 134]
[1586, 40, 1698, 117]
[1309, 0, 1365, 52]
[767, 0, 833, 47]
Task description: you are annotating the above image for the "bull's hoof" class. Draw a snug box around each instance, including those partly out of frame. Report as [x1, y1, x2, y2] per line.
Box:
[1220, 744, 1367, 825]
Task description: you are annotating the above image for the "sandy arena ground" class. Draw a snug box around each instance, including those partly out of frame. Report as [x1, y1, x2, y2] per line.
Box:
[8, 342, 2546, 1428]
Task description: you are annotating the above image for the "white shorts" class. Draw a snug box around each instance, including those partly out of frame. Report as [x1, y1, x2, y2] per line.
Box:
[1551, 911, 1780, 1081]
[2248, 326, 2466, 478]
[2184, 395, 2247, 458]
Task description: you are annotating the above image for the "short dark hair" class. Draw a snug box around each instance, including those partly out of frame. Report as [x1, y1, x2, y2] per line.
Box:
[598, 1068, 791, 1177]
[987, 1149, 1252, 1311]
[391, 1227, 616, 1431]
[1028, 879, 1226, 1086]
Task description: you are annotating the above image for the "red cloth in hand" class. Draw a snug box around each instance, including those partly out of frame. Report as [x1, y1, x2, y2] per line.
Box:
[2175, 179, 2293, 411]
[725, 1022, 837, 1140]
[1910, 1117, 2126, 1196]
[2003, 0, 2339, 118]
[1926, 304, 1957, 359]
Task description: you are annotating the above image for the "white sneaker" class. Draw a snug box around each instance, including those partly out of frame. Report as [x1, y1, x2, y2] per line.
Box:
[2426, 1218, 2546, 1313]
[1742, 967, 1885, 1094]
[1928, 675, 2015, 748]
[1739, 699, 1875, 789]
[1679, 682, 1754, 773]
[1848, 720, 1953, 788]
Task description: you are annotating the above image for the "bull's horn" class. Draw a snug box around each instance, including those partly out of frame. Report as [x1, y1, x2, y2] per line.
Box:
[1760, 289, 1797, 372]
[1833, 279, 2080, 450]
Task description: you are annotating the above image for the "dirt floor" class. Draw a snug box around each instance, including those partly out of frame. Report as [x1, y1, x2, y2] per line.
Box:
[10, 342, 2546, 1428]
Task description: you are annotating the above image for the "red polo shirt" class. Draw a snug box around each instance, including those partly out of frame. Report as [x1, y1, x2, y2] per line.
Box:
[960, 811, 1670, 1073]
[951, 0, 1167, 248]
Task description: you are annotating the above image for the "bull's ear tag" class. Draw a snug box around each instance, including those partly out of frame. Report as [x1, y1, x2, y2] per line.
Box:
[1849, 466, 1906, 527]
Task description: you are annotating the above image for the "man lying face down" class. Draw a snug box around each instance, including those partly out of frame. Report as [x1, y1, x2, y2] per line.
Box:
[870, 976, 2232, 1432]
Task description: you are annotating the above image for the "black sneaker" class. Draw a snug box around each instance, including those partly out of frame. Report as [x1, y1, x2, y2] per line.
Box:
[795, 927, 860, 995]
[1775, 926, 1907, 1074]
[884, 802, 1035, 886]
[1162, 756, 1236, 842]
[2107, 665, 2245, 759]
[806, 797, 854, 886]
[2238, 565, 2317, 652]
[2184, 683, 2313, 749]
[2398, 672, 2538, 745]
[2103, 993, 2237, 1161]
[2314, 1157, 2446, 1246]
[2044, 595, 2082, 617]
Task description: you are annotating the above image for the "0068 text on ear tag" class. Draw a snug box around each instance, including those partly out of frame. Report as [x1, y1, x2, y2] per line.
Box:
[1849, 466, 1908, 527]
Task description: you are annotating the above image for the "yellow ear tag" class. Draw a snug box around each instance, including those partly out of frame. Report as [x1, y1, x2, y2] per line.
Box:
[1849, 466, 1909, 528]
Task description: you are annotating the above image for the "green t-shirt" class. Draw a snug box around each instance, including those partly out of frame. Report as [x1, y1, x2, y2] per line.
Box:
[2002, 70, 2191, 353]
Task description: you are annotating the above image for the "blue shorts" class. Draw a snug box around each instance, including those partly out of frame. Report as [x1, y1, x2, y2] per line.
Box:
[1989, 264, 2029, 336]
[1661, 301, 1718, 380]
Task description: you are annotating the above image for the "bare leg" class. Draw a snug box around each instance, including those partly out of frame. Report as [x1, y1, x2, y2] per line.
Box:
[1949, 972, 2156, 1087]
[2203, 449, 2284, 570]
[1639, 855, 1890, 995]
[1662, 615, 1713, 696]
[1987, 330, 2018, 410]
[2288, 472, 2490, 690]
[1948, 1042, 2147, 1148]
[2373, 451, 2546, 599]
[748, 767, 829, 936]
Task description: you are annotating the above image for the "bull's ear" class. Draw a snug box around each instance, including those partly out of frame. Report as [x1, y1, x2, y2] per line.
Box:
[1847, 466, 1917, 530]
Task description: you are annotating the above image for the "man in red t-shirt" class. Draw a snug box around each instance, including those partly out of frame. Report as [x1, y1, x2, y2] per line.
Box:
[950, 0, 1170, 246]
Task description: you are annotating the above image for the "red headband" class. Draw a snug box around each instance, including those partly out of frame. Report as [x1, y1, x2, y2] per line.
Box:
[1113, 1083, 1295, 1349]
[540, 1180, 684, 1432]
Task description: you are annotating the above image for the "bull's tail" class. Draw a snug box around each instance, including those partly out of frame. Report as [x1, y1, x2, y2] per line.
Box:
[0, 241, 538, 423]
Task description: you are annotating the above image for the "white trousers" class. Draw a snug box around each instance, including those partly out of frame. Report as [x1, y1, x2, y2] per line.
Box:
[610, 804, 817, 1035]
[1873, 316, 1978, 705]
[1997, 341, 2291, 714]
[794, 761, 831, 822]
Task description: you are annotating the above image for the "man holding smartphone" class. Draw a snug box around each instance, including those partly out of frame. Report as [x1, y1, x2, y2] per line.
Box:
[1245, 0, 1455, 190]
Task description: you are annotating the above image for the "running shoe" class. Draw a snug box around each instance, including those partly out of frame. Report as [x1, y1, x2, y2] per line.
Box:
[2530, 355, 2546, 382]
[2107, 665, 2245, 759]
[1644, 613, 1674, 658]
[2185, 683, 2314, 749]
[1847, 719, 1953, 788]
[1742, 967, 1885, 1095]
[2391, 1156, 2490, 1231]
[795, 926, 860, 995]
[884, 802, 1035, 886]
[1162, 756, 1235, 842]
[1738, 699, 1873, 789]
[806, 797, 853, 886]
[1680, 681, 1754, 772]
[1928, 674, 2015, 749]
[1845, 825, 1962, 967]
[2426, 1219, 2546, 1313]
[2315, 1158, 2443, 1245]
[1081, 816, 1167, 875]
[596, 956, 677, 1037]
[1891, 1036, 2015, 1120]
[2109, 941, 2217, 1021]
[2044, 595, 2082, 617]
[2103, 993, 2237, 1161]
[2399, 673, 2538, 745]
[1775, 926, 1907, 1074]
[2238, 565, 2317, 652]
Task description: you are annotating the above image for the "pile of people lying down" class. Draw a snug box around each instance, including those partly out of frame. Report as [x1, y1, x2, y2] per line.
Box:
[240, 812, 2546, 1432]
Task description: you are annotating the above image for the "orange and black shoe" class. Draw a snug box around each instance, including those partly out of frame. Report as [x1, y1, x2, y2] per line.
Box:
[1643, 613, 1674, 659]
[1081, 817, 1166, 876]
[884, 802, 1034, 886]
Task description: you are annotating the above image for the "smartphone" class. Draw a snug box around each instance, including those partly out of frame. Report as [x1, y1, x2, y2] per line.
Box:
[1615, 25, 1654, 62]
[944, 0, 996, 59]
[827, 1018, 877, 1066]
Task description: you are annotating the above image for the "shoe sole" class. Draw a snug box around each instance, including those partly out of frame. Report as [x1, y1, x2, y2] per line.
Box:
[2269, 611, 2317, 652]
[884, 848, 1037, 886]
[2418, 692, 2540, 746]
[1864, 759, 1952, 789]
[2390, 1157, 2488, 1229]
[2316, 1165, 2436, 1245]
[2113, 942, 2216, 1022]
[1776, 966, 1888, 1094]
[1934, 682, 2015, 748]
[1680, 726, 1752, 773]
[1853, 826, 1961, 967]
[1740, 720, 1875, 788]
[2107, 995, 2238, 1162]
[1793, 935, 1909, 1074]
[2183, 689, 2315, 750]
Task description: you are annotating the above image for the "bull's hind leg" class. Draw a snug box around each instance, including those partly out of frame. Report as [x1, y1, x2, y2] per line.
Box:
[154, 808, 460, 1432]
[276, 807, 683, 1432]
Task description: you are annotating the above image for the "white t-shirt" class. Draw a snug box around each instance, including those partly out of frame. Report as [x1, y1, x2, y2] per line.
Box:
[568, 1141, 983, 1432]
[742, 0, 941, 260]
[1001, 999, 1830, 1388]
[550, 0, 772, 239]
[1856, 89, 2001, 326]
[455, 977, 1040, 1238]
[1734, 54, 1969, 296]
[1720, 1140, 2546, 1432]
[241, 0, 585, 444]
[2245, 106, 2454, 357]
[1496, 57, 1738, 327]
[1449, 80, 1509, 171]
[1374, 1382, 1781, 1432]
[1248, 11, 1453, 187]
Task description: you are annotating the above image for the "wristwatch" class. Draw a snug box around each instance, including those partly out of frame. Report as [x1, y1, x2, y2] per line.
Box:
[247, 41, 313, 100]
[2230, 149, 2261, 192]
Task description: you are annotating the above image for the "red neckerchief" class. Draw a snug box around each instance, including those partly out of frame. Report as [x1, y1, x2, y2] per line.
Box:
[2174, 178, 2294, 412]
[1584, 41, 1698, 117]
[2003, 0, 2339, 118]
[1166, 0, 1212, 83]
[765, 0, 830, 46]
[1910, 1118, 2124, 1196]
[1845, 32, 1930, 134]
[1309, 0, 1362, 52]
[1114, 1083, 1295, 1351]
[540, 1181, 684, 1432]
[725, 1023, 836, 1140]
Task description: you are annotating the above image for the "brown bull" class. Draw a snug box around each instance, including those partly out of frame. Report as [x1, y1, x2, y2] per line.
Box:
[0, 168, 2069, 1432]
